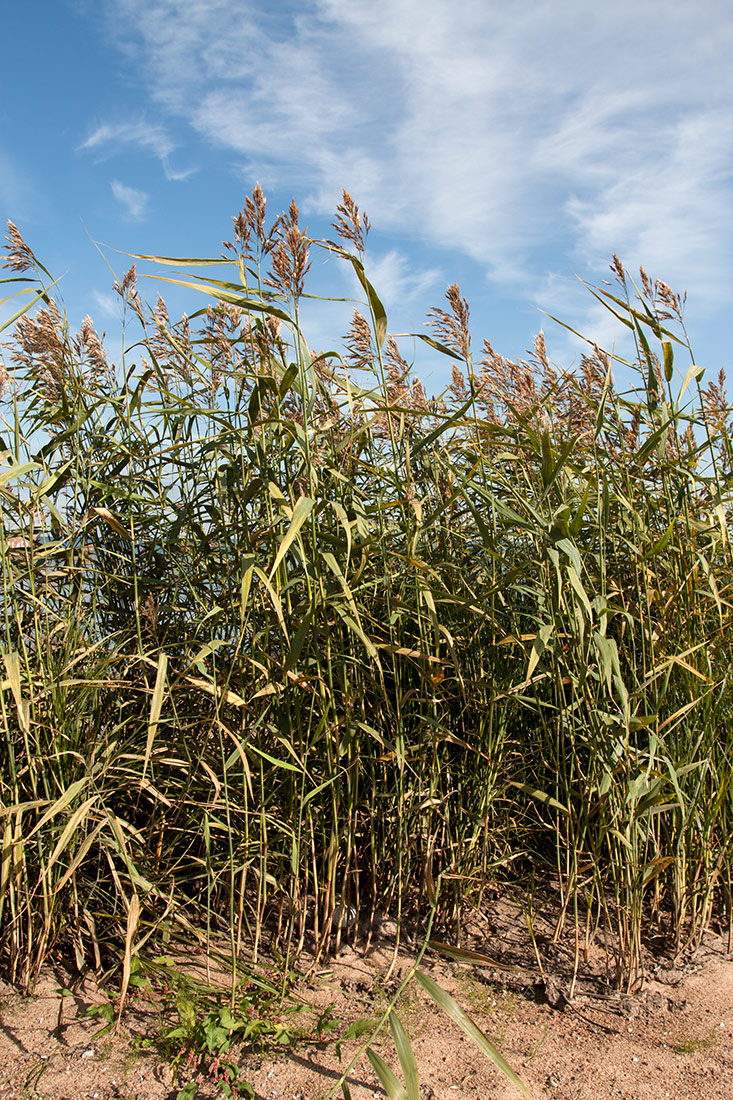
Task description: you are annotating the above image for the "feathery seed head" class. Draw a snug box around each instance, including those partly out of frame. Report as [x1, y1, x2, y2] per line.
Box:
[611, 254, 626, 283]
[3, 221, 38, 274]
[345, 310, 374, 371]
[532, 330, 549, 371]
[246, 183, 269, 245]
[269, 200, 311, 299]
[427, 283, 471, 360]
[332, 191, 370, 254]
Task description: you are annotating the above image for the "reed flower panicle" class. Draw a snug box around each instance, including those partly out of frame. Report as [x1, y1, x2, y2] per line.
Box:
[74, 316, 113, 390]
[701, 369, 731, 434]
[477, 338, 539, 422]
[3, 220, 39, 274]
[246, 182, 272, 249]
[384, 339, 409, 406]
[427, 283, 471, 361]
[12, 298, 68, 403]
[114, 263, 144, 321]
[0, 357, 10, 398]
[224, 183, 275, 270]
[332, 190, 371, 255]
[269, 200, 311, 300]
[147, 297, 194, 385]
[449, 363, 467, 400]
[345, 309, 375, 371]
[384, 336, 409, 386]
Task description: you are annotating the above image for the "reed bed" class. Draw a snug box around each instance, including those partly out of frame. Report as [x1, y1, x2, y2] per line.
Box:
[1, 190, 732, 1001]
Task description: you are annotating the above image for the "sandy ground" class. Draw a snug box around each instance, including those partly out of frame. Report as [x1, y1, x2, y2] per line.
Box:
[2, 899, 732, 1100]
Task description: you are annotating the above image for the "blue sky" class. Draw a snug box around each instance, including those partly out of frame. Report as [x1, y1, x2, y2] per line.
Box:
[2, 0, 732, 395]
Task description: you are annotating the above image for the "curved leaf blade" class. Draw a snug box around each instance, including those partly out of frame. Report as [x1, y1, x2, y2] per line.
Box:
[415, 970, 535, 1099]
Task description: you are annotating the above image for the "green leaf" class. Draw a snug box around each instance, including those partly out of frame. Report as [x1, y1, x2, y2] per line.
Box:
[344, 253, 387, 348]
[26, 777, 92, 841]
[332, 602, 379, 660]
[278, 362, 300, 398]
[389, 1014, 419, 1100]
[391, 331, 464, 361]
[634, 319, 659, 405]
[415, 971, 535, 1099]
[247, 744, 304, 773]
[524, 623, 553, 684]
[0, 460, 41, 486]
[566, 564, 593, 618]
[43, 795, 99, 877]
[268, 495, 315, 580]
[366, 1048, 408, 1100]
[428, 940, 535, 972]
[136, 272, 296, 324]
[0, 279, 62, 334]
[143, 654, 167, 787]
[642, 518, 676, 560]
[127, 251, 232, 266]
[506, 782, 569, 815]
[676, 360, 705, 406]
[540, 433, 583, 498]
[283, 602, 316, 672]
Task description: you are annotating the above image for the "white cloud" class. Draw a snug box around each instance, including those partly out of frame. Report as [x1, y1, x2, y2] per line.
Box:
[361, 250, 439, 313]
[100, 0, 733, 344]
[91, 289, 121, 318]
[111, 179, 149, 220]
[81, 119, 174, 159]
[564, 106, 733, 301]
[162, 162, 196, 182]
[80, 119, 195, 181]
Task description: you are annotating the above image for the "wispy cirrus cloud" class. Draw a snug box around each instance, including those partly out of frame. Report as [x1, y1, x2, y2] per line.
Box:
[80, 119, 195, 181]
[360, 250, 439, 313]
[91, 289, 121, 318]
[81, 119, 173, 159]
[111, 179, 149, 220]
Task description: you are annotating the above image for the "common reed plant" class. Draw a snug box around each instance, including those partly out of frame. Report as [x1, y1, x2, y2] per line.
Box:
[1, 191, 732, 1007]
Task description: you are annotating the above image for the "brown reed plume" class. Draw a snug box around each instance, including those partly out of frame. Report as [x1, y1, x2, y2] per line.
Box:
[3, 221, 40, 274]
[268, 200, 311, 300]
[332, 190, 371, 255]
[427, 283, 471, 361]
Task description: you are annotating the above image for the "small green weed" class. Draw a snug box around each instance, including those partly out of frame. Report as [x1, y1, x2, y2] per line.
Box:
[159, 971, 303, 1100]
[672, 1030, 718, 1055]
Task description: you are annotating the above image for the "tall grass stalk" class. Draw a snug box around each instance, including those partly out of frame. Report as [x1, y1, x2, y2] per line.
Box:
[1, 198, 731, 1000]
